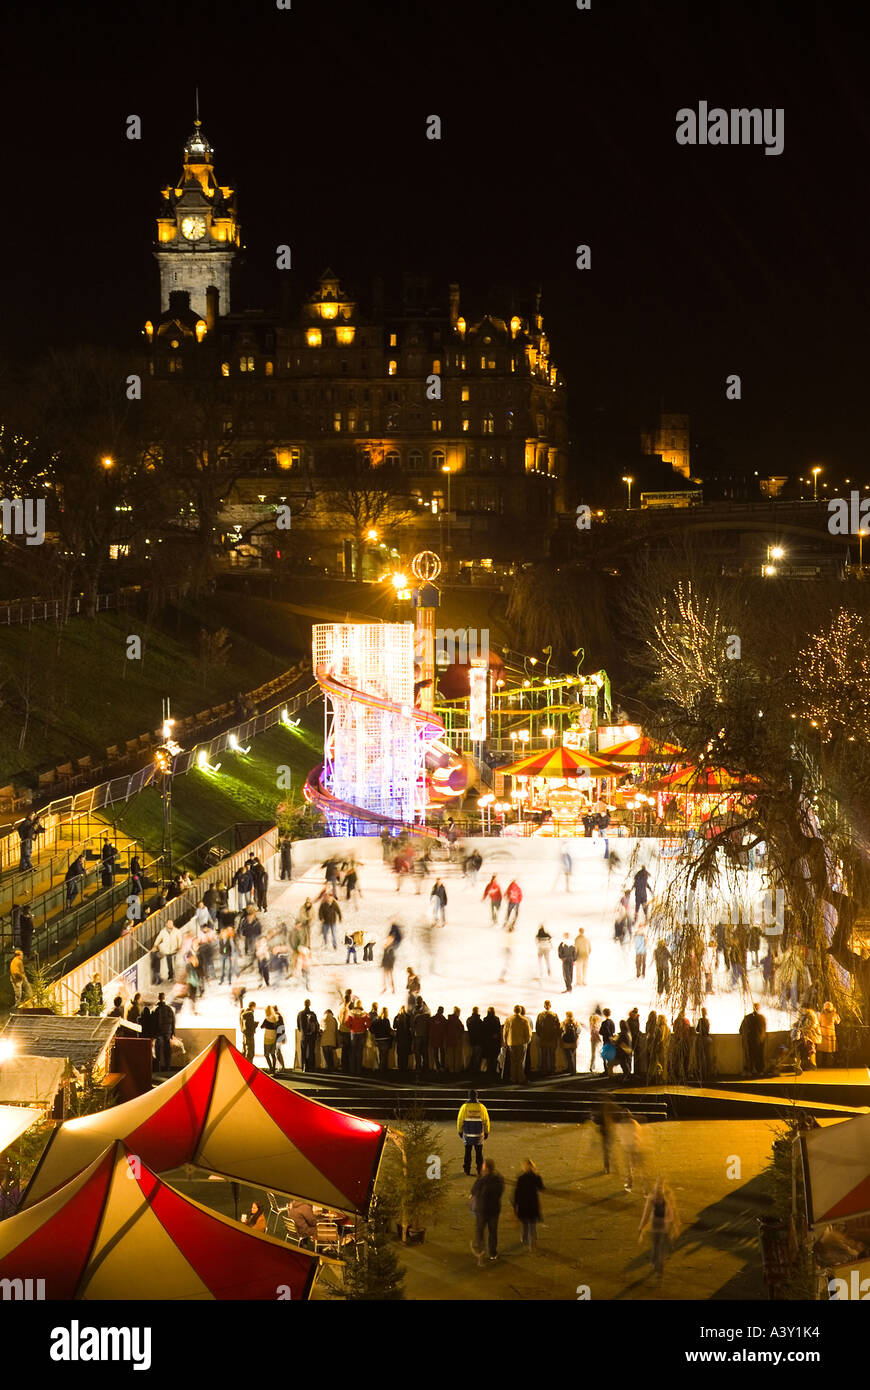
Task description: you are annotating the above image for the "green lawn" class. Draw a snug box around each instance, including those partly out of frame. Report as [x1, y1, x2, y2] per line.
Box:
[0, 597, 310, 783]
[110, 719, 323, 862]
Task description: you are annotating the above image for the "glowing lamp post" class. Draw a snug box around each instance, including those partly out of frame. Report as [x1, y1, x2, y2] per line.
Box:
[812, 467, 821, 501]
[622, 475, 633, 510]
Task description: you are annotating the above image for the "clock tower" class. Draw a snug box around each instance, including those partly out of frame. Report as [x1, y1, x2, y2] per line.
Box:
[154, 115, 239, 318]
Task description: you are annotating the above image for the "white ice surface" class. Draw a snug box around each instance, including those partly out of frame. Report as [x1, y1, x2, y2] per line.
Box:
[173, 835, 792, 1066]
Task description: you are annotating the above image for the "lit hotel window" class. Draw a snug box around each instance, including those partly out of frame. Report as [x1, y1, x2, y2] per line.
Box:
[388, 360, 397, 376]
[306, 329, 322, 348]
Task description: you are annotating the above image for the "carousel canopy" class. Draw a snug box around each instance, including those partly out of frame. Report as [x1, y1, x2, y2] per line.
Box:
[496, 745, 621, 777]
[0, 1139, 318, 1300]
[645, 763, 757, 793]
[22, 1035, 385, 1214]
[600, 735, 685, 763]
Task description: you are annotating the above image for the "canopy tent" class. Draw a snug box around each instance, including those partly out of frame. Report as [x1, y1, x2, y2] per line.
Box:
[0, 1056, 66, 1107]
[598, 735, 685, 763]
[22, 1035, 385, 1214]
[645, 763, 758, 793]
[0, 1105, 43, 1157]
[801, 1113, 870, 1226]
[496, 745, 621, 777]
[0, 1140, 318, 1300]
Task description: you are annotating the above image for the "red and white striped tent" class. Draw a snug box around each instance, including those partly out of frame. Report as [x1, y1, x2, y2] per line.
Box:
[22, 1035, 385, 1213]
[0, 1140, 319, 1300]
[801, 1113, 870, 1226]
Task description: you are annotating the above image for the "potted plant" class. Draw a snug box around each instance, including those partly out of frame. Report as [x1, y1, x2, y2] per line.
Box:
[382, 1102, 448, 1244]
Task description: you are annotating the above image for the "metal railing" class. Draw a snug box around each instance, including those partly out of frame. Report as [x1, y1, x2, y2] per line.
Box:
[0, 587, 146, 627]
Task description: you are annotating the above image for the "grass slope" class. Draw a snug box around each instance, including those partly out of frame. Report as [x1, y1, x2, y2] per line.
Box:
[110, 720, 322, 862]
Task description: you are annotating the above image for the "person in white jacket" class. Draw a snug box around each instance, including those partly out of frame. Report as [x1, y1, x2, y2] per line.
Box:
[153, 920, 183, 981]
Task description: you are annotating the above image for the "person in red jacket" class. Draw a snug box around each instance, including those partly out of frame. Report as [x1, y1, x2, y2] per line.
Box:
[482, 876, 502, 925]
[504, 881, 523, 929]
[445, 1006, 465, 1072]
[345, 998, 370, 1075]
[429, 1005, 449, 1071]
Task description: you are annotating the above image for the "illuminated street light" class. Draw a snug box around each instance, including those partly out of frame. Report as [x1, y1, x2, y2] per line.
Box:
[622, 475, 634, 509]
[812, 466, 822, 500]
[102, 456, 114, 470]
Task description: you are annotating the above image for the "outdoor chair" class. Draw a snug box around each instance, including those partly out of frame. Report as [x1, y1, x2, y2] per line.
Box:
[313, 1221, 340, 1254]
[266, 1191, 289, 1235]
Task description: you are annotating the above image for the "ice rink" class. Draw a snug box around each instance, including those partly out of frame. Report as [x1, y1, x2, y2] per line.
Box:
[172, 835, 792, 1065]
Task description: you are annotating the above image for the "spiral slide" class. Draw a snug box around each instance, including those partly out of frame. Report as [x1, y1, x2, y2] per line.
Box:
[304, 666, 467, 831]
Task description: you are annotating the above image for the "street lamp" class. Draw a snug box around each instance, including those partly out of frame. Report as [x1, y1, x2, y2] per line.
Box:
[622, 475, 633, 510]
[102, 456, 114, 471]
[155, 697, 182, 877]
[762, 543, 785, 576]
[441, 464, 452, 579]
[812, 467, 821, 500]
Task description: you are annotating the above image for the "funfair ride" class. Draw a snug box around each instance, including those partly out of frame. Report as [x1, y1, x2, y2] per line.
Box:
[305, 620, 465, 836]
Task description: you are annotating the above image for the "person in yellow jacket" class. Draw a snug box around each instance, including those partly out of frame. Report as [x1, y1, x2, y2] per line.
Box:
[457, 1088, 491, 1176]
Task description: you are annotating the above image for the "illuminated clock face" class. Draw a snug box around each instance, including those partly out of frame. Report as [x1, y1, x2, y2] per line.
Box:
[181, 215, 206, 241]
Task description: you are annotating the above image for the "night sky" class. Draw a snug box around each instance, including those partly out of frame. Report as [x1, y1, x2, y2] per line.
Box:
[3, 0, 869, 479]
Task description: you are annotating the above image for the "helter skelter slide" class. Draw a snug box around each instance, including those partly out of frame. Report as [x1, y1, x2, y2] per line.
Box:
[304, 621, 466, 835]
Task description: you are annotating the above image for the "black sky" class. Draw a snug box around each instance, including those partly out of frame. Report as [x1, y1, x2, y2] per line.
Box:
[3, 0, 870, 478]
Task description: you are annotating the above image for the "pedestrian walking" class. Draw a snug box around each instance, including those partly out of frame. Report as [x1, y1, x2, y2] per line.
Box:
[558, 934, 575, 993]
[17, 812, 45, 872]
[279, 833, 293, 880]
[346, 998, 370, 1075]
[818, 1001, 840, 1068]
[513, 1159, 544, 1252]
[618, 1112, 645, 1191]
[739, 1002, 767, 1076]
[261, 1005, 282, 1072]
[219, 924, 235, 984]
[381, 931, 397, 993]
[153, 993, 176, 1071]
[255, 936, 271, 987]
[100, 837, 118, 889]
[554, 843, 573, 893]
[250, 857, 269, 911]
[504, 1004, 532, 1084]
[240, 1000, 258, 1063]
[470, 1159, 504, 1264]
[695, 1008, 712, 1084]
[371, 1007, 394, 1072]
[482, 1006, 502, 1078]
[457, 1088, 491, 1175]
[653, 939, 672, 994]
[446, 1006, 464, 1073]
[589, 1008, 602, 1072]
[466, 1006, 484, 1074]
[534, 924, 553, 981]
[297, 999, 320, 1071]
[535, 1001, 561, 1074]
[320, 1009, 338, 1070]
[600, 1008, 616, 1075]
[574, 928, 591, 986]
[638, 1179, 681, 1276]
[65, 855, 85, 909]
[393, 1005, 412, 1072]
[560, 1012, 579, 1072]
[9, 950, 32, 1006]
[341, 860, 362, 907]
[153, 919, 182, 982]
[597, 1099, 617, 1174]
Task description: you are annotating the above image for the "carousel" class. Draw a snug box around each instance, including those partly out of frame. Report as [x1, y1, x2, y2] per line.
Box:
[494, 744, 625, 835]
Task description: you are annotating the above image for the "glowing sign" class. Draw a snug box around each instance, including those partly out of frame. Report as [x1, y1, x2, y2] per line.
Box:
[469, 659, 488, 742]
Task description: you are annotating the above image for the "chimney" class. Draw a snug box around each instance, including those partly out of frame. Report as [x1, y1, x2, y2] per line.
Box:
[449, 282, 460, 327]
[205, 285, 219, 331]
